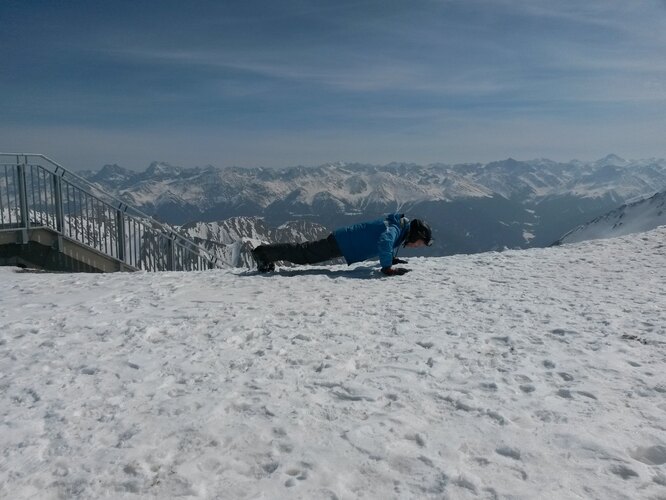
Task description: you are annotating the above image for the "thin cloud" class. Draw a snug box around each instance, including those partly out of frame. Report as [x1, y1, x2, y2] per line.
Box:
[1, 0, 665, 167]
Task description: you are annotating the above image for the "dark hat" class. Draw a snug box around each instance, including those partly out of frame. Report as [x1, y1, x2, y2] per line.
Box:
[407, 219, 433, 246]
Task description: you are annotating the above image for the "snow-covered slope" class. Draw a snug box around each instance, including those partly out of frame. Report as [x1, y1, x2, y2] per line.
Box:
[1, 229, 665, 499]
[557, 191, 666, 245]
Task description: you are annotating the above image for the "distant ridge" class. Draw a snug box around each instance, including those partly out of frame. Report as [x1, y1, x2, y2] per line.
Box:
[555, 191, 666, 245]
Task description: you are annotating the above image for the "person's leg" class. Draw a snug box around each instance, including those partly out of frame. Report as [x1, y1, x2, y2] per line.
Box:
[253, 234, 342, 266]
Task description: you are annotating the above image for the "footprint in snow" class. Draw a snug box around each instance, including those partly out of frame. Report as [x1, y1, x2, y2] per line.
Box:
[495, 446, 521, 460]
[609, 464, 639, 480]
[453, 475, 478, 494]
[80, 366, 98, 375]
[405, 433, 426, 447]
[557, 389, 573, 399]
[283, 461, 315, 487]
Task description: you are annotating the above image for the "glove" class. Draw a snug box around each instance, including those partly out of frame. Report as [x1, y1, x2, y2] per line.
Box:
[392, 257, 408, 265]
[381, 267, 411, 276]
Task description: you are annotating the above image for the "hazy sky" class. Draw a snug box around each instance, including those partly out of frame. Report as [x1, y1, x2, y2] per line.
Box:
[2, 0, 665, 170]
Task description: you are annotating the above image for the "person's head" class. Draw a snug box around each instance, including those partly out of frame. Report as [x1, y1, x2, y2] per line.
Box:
[405, 219, 433, 248]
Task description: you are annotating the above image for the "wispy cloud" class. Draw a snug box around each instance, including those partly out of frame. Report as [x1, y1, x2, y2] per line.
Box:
[1, 0, 664, 167]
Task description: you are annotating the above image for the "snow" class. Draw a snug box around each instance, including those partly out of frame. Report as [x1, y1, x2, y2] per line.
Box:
[522, 229, 535, 243]
[1, 228, 666, 499]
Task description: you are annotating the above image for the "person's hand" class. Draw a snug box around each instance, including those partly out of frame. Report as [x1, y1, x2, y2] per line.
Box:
[392, 257, 408, 265]
[381, 267, 411, 276]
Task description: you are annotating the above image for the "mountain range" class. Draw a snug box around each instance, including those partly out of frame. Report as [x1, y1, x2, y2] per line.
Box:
[81, 155, 666, 266]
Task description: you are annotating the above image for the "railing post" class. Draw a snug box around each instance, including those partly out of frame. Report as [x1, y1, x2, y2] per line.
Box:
[167, 234, 175, 271]
[16, 159, 30, 242]
[116, 206, 126, 262]
[52, 173, 65, 233]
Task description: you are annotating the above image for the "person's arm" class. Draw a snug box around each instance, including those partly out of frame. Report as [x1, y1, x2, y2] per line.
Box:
[378, 226, 410, 276]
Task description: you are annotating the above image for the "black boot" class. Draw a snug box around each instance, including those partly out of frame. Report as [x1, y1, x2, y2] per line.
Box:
[251, 247, 275, 273]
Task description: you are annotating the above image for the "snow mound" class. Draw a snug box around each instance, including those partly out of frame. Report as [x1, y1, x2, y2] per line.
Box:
[1, 228, 665, 499]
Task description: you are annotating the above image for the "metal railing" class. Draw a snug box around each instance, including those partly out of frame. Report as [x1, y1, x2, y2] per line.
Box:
[0, 153, 219, 271]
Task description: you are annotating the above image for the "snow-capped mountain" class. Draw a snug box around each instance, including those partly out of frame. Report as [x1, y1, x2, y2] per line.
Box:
[442, 155, 666, 201]
[93, 162, 493, 216]
[87, 156, 666, 216]
[82, 155, 666, 255]
[3, 228, 665, 499]
[555, 190, 666, 245]
[178, 216, 331, 268]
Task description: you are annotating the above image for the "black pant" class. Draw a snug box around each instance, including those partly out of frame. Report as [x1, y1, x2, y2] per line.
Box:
[253, 234, 343, 265]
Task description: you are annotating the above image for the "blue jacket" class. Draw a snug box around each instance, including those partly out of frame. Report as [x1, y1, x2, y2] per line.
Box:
[333, 213, 410, 268]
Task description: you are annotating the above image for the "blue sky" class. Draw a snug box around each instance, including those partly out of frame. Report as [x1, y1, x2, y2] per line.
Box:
[1, 0, 665, 170]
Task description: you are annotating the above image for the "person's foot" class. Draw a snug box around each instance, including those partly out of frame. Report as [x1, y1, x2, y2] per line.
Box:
[256, 260, 275, 273]
[252, 248, 275, 273]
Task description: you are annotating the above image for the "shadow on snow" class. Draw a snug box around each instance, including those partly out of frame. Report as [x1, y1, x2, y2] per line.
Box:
[240, 266, 381, 279]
